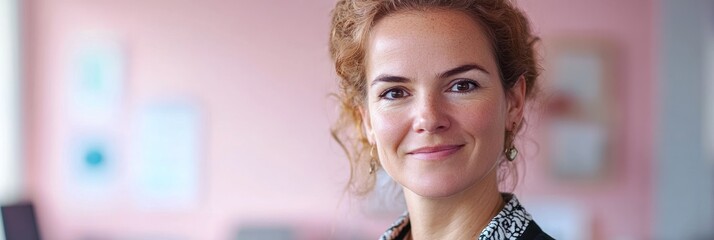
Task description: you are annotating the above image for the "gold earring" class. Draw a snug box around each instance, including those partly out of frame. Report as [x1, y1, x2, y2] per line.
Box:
[505, 122, 518, 161]
[505, 146, 518, 161]
[369, 145, 377, 174]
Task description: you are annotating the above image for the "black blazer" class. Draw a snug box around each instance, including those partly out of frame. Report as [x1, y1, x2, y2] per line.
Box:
[518, 222, 555, 240]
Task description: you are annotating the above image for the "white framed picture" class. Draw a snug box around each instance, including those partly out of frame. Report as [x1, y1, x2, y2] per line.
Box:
[544, 38, 620, 180]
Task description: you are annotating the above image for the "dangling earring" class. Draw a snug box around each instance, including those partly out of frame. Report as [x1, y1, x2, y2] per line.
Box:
[505, 145, 518, 161]
[504, 122, 518, 161]
[369, 145, 377, 174]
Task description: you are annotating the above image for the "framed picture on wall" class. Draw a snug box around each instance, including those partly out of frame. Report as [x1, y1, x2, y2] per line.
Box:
[544, 37, 621, 180]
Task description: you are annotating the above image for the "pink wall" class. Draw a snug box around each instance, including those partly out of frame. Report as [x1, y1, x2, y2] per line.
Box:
[23, 0, 384, 239]
[516, 1, 655, 239]
[22, 0, 655, 239]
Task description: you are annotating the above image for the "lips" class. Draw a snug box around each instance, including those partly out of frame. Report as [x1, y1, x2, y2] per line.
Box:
[407, 144, 464, 160]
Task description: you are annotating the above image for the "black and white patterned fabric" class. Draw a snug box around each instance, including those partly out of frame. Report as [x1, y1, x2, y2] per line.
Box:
[379, 211, 411, 240]
[379, 193, 534, 240]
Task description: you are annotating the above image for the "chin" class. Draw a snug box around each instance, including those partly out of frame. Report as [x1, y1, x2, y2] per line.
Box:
[402, 172, 476, 198]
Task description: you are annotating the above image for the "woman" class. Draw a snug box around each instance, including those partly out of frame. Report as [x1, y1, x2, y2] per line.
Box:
[329, 0, 553, 239]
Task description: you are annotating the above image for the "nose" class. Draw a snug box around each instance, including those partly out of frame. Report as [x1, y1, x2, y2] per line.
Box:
[412, 93, 451, 134]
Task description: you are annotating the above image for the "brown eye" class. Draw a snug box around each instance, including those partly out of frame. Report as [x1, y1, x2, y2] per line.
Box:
[379, 88, 410, 100]
[449, 80, 479, 92]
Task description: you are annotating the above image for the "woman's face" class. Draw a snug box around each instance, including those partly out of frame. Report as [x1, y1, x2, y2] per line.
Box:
[362, 10, 524, 198]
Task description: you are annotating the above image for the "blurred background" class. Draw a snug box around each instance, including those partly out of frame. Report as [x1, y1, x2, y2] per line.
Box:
[0, 0, 713, 239]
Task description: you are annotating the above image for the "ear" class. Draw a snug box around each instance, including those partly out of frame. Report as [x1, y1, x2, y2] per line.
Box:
[506, 76, 527, 131]
[358, 105, 375, 144]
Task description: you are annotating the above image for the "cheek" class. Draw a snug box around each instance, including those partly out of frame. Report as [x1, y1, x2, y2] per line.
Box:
[461, 98, 506, 145]
[370, 108, 410, 156]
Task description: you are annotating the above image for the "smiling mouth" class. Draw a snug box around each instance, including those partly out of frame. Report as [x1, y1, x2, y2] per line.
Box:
[408, 144, 464, 160]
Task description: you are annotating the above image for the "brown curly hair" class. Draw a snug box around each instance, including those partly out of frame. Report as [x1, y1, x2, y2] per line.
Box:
[329, 0, 540, 196]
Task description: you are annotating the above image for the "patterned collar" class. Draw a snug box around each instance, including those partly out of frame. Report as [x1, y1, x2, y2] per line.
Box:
[379, 193, 534, 240]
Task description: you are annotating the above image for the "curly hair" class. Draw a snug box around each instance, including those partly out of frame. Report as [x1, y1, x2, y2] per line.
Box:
[329, 0, 540, 196]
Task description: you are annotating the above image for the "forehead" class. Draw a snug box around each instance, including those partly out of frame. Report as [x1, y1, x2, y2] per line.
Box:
[365, 9, 496, 79]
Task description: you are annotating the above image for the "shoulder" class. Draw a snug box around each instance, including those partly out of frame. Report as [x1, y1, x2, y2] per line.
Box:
[517, 221, 555, 240]
[483, 193, 555, 240]
[378, 193, 556, 240]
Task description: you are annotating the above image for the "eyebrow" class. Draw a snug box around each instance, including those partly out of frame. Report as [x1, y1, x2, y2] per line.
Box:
[370, 75, 410, 87]
[439, 64, 490, 79]
[370, 64, 490, 87]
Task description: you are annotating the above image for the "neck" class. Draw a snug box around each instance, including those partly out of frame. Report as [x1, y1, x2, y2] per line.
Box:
[403, 173, 504, 240]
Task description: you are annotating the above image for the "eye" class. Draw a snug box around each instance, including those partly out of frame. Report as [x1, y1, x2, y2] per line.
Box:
[379, 87, 411, 100]
[448, 79, 480, 93]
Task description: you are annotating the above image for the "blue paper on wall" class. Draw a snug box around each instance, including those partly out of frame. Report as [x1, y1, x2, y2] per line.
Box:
[67, 134, 119, 205]
[129, 102, 201, 211]
[63, 35, 125, 207]
[69, 37, 124, 127]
